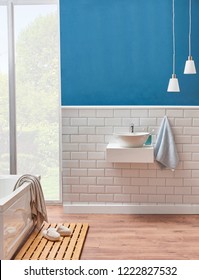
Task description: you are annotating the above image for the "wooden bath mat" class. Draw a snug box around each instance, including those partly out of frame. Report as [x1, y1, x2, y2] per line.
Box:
[14, 222, 89, 260]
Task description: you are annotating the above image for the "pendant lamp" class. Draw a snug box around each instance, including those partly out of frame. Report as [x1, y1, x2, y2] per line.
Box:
[167, 0, 180, 92]
[184, 0, 196, 74]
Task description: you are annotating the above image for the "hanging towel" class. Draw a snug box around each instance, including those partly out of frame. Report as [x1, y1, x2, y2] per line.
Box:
[154, 116, 179, 170]
[13, 174, 48, 230]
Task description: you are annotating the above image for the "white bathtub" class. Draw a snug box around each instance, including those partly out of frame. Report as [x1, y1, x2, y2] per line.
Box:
[0, 175, 35, 260]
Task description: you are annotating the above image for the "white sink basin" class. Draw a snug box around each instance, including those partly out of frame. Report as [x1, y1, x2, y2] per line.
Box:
[114, 132, 150, 148]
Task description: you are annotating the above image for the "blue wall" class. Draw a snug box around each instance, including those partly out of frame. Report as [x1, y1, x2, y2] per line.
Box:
[60, 0, 199, 106]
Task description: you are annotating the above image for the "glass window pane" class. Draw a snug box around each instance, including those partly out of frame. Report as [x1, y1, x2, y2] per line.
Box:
[0, 6, 9, 174]
[14, 4, 60, 200]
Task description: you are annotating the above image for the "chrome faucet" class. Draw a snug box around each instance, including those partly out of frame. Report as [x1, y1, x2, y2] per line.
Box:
[130, 123, 134, 133]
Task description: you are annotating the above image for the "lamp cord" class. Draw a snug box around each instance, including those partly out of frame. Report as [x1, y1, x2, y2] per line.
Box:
[189, 0, 192, 57]
[172, 0, 176, 75]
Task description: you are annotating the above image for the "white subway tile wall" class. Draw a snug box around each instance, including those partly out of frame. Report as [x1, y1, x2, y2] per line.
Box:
[62, 107, 199, 206]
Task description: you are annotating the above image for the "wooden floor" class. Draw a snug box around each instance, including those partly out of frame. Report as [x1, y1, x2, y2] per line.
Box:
[47, 206, 199, 260]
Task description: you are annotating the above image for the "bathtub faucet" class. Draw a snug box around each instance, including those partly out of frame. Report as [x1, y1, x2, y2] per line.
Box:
[130, 123, 134, 133]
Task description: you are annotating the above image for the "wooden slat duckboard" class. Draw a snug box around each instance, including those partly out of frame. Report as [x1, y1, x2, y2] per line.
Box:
[14, 222, 89, 260]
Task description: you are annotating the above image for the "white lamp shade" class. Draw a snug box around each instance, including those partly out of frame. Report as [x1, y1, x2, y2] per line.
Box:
[184, 58, 196, 74]
[167, 76, 180, 92]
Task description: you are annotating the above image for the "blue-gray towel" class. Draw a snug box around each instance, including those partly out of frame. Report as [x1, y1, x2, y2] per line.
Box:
[154, 116, 179, 170]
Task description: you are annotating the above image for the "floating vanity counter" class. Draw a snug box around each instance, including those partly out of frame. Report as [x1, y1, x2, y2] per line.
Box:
[106, 143, 154, 163]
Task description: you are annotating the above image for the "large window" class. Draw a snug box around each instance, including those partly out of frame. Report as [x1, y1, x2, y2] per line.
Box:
[0, 0, 61, 202]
